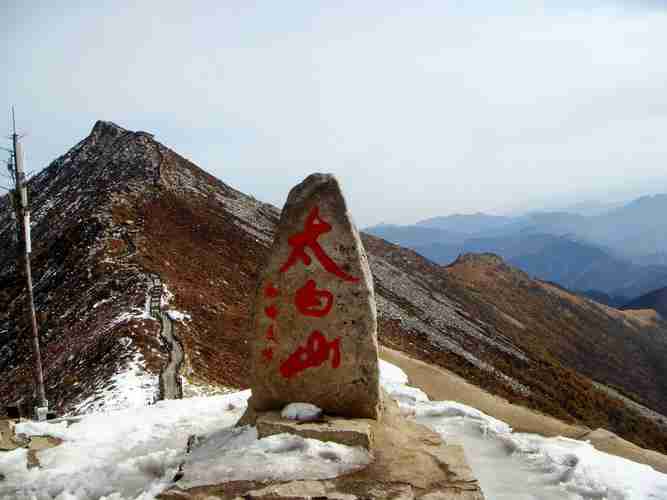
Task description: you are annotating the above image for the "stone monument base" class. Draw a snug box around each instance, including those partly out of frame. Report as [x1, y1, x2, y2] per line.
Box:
[256, 411, 374, 450]
[163, 396, 485, 499]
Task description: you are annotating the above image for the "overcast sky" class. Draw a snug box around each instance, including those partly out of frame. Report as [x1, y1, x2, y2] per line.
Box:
[2, 1, 667, 226]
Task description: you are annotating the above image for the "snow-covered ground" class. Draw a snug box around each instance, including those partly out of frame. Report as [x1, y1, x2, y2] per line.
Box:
[384, 360, 667, 500]
[0, 389, 370, 500]
[1, 361, 666, 500]
[165, 310, 190, 322]
[71, 350, 157, 416]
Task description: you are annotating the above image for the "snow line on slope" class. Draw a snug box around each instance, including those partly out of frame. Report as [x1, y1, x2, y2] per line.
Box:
[6, 389, 370, 500]
[70, 349, 157, 416]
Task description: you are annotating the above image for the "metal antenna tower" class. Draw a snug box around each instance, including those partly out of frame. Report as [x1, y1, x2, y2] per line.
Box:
[8, 106, 48, 418]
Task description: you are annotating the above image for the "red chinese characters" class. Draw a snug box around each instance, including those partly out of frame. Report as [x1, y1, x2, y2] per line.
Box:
[264, 304, 279, 319]
[262, 347, 274, 363]
[270, 205, 358, 379]
[265, 283, 280, 298]
[295, 279, 333, 317]
[262, 283, 280, 358]
[279, 206, 358, 282]
[280, 331, 341, 379]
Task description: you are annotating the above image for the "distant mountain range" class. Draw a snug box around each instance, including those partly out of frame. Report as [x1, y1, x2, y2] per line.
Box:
[623, 287, 667, 319]
[417, 213, 512, 234]
[365, 196, 667, 304]
[417, 196, 667, 259]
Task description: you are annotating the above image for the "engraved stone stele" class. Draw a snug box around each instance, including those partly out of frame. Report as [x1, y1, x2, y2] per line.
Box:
[246, 173, 381, 419]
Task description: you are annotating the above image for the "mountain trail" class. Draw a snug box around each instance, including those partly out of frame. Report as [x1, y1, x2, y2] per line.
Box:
[149, 273, 184, 400]
[380, 346, 584, 438]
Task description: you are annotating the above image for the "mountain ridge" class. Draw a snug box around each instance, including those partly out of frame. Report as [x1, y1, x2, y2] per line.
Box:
[2, 122, 667, 455]
[623, 287, 667, 319]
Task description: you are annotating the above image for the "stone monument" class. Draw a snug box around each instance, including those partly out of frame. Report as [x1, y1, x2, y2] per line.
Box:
[246, 173, 381, 419]
[171, 174, 485, 498]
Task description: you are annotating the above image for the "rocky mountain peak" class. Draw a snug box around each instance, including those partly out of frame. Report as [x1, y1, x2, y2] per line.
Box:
[89, 120, 128, 140]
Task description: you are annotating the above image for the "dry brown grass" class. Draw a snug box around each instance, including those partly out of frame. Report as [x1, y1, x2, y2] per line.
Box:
[134, 189, 268, 388]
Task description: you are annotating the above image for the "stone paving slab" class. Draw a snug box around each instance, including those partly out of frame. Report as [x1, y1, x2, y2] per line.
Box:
[256, 411, 374, 449]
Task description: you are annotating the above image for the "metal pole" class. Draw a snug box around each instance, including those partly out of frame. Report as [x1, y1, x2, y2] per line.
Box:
[10, 107, 47, 412]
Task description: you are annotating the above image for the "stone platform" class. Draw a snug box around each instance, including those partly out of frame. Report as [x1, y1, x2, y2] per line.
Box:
[256, 411, 373, 450]
[162, 398, 485, 499]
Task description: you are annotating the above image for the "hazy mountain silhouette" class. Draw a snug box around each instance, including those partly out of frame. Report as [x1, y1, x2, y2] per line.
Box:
[365, 195, 667, 300]
[416, 213, 512, 234]
[363, 224, 466, 248]
[623, 287, 667, 319]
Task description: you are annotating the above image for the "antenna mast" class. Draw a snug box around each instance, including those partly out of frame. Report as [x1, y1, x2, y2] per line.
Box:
[9, 106, 47, 418]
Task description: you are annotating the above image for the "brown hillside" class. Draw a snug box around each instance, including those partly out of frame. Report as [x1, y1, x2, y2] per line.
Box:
[445, 253, 667, 418]
[1, 122, 666, 455]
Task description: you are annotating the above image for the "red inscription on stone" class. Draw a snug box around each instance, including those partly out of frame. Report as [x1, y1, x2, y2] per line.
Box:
[279, 206, 358, 282]
[265, 283, 280, 298]
[262, 347, 274, 363]
[265, 304, 279, 319]
[295, 279, 333, 317]
[280, 330, 341, 379]
[266, 325, 277, 342]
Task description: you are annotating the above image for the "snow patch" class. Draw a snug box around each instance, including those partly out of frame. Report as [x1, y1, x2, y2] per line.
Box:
[379, 362, 667, 500]
[0, 392, 251, 500]
[379, 359, 428, 409]
[71, 351, 157, 416]
[180, 429, 370, 489]
[0, 388, 371, 499]
[379, 359, 409, 385]
[15, 420, 70, 441]
[166, 310, 190, 322]
[92, 297, 114, 310]
[281, 402, 323, 422]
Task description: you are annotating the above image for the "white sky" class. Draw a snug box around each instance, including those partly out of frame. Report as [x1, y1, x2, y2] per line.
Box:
[2, 1, 667, 226]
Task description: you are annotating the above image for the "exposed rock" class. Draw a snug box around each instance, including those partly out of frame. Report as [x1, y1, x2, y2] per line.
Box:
[0, 420, 22, 451]
[246, 174, 381, 419]
[234, 480, 359, 500]
[256, 411, 373, 449]
[27, 435, 63, 469]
